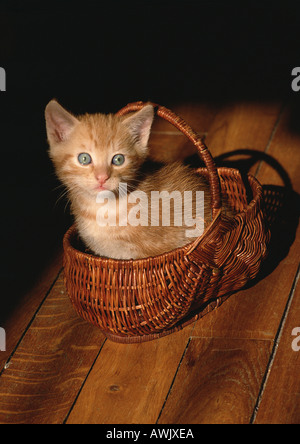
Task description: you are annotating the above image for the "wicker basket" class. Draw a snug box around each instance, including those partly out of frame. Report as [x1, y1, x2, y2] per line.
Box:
[63, 102, 270, 343]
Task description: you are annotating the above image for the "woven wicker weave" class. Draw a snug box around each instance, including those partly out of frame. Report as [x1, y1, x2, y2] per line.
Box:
[63, 102, 270, 343]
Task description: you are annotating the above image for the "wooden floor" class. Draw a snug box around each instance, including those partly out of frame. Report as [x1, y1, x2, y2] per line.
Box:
[0, 100, 299, 424]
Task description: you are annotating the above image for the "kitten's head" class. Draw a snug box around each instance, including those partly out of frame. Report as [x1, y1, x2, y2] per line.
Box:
[45, 100, 154, 198]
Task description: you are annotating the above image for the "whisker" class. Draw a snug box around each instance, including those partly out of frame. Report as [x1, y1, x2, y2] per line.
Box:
[54, 189, 69, 208]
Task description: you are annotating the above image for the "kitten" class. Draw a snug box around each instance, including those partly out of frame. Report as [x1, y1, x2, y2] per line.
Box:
[45, 100, 217, 259]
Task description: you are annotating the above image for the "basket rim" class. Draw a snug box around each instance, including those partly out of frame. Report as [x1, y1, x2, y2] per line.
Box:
[63, 211, 221, 266]
[63, 167, 264, 265]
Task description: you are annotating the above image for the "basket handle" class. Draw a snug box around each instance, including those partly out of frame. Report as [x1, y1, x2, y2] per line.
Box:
[116, 101, 221, 216]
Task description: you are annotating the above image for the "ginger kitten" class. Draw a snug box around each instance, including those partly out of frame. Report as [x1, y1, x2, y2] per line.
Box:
[45, 101, 216, 259]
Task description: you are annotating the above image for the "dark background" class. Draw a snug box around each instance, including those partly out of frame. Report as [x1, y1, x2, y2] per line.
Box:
[0, 0, 300, 321]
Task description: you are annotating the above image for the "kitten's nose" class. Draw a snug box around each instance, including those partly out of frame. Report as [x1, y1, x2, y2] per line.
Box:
[95, 174, 109, 185]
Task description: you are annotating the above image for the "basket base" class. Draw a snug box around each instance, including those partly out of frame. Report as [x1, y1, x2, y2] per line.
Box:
[103, 321, 192, 344]
[102, 294, 232, 344]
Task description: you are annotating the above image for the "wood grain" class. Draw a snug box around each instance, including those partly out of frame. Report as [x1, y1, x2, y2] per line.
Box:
[67, 327, 192, 424]
[158, 338, 272, 424]
[251, 105, 300, 423]
[0, 272, 105, 424]
[254, 273, 300, 424]
[0, 248, 63, 371]
[205, 101, 282, 158]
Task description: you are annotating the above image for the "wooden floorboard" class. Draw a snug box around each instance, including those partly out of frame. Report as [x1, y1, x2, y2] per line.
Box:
[66, 328, 192, 424]
[1, 100, 299, 424]
[204, 101, 282, 158]
[158, 338, 273, 424]
[0, 272, 105, 424]
[254, 269, 300, 424]
[0, 248, 63, 372]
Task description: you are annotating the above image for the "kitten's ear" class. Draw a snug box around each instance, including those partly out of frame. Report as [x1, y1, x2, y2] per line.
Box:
[122, 104, 154, 152]
[45, 100, 79, 145]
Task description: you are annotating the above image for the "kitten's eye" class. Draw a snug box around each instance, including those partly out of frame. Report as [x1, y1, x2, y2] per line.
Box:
[112, 154, 125, 166]
[78, 153, 92, 165]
